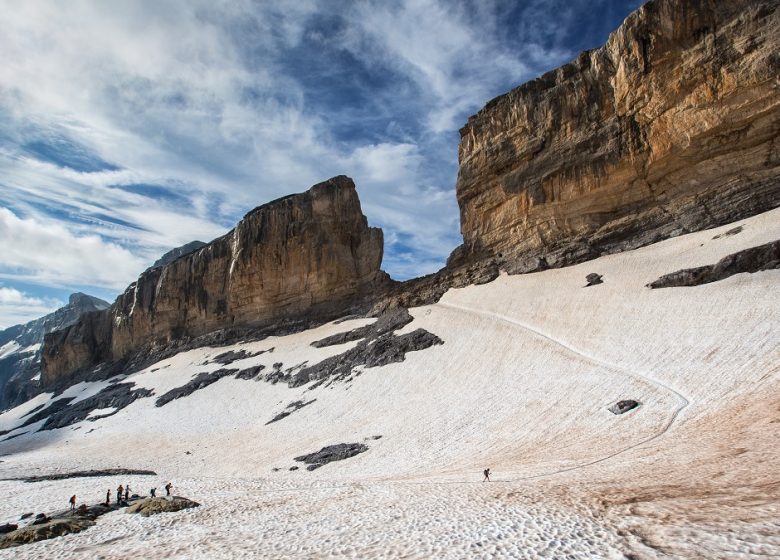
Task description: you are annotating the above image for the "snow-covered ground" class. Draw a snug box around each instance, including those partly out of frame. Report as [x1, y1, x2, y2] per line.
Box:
[0, 208, 778, 559]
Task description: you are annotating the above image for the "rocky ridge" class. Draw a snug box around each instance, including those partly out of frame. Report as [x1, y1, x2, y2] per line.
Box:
[42, 176, 386, 388]
[0, 293, 109, 409]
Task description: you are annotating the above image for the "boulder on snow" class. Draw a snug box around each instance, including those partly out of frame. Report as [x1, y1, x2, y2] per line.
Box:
[609, 400, 640, 415]
[584, 273, 603, 287]
[0, 524, 17, 534]
[125, 496, 200, 517]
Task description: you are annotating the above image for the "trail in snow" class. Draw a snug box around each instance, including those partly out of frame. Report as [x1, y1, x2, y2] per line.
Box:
[434, 300, 690, 481]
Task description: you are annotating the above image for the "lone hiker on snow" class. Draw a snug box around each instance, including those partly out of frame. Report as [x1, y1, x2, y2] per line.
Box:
[117, 484, 124, 504]
[150, 487, 157, 498]
[69, 495, 77, 511]
[483, 468, 491, 482]
[165, 482, 173, 496]
[105, 489, 110, 506]
[125, 484, 130, 501]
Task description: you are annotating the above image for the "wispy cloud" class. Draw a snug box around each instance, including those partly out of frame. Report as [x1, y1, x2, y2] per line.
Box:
[0, 286, 63, 330]
[0, 0, 640, 327]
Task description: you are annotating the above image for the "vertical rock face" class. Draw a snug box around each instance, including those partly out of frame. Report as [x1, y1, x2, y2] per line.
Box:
[42, 176, 385, 386]
[0, 293, 110, 408]
[454, 0, 780, 269]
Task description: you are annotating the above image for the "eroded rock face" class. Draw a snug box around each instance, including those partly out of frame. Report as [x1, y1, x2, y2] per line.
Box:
[454, 0, 780, 271]
[42, 176, 386, 387]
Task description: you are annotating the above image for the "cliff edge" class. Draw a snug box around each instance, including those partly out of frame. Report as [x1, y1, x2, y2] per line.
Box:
[41, 176, 386, 387]
[452, 0, 780, 270]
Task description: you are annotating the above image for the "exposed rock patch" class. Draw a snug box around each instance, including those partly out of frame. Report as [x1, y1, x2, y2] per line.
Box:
[16, 397, 75, 429]
[5, 468, 156, 483]
[713, 226, 744, 239]
[125, 496, 200, 517]
[235, 365, 265, 380]
[207, 348, 268, 365]
[40, 383, 152, 431]
[585, 273, 604, 287]
[609, 400, 641, 415]
[647, 240, 780, 288]
[155, 369, 238, 407]
[311, 308, 413, 348]
[294, 443, 369, 470]
[292, 329, 443, 388]
[266, 399, 316, 425]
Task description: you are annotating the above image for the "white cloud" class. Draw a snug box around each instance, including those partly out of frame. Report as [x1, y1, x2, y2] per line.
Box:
[0, 286, 62, 330]
[0, 208, 147, 290]
[0, 0, 610, 290]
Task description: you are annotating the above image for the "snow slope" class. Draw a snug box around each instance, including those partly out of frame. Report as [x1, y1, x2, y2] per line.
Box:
[0, 208, 778, 559]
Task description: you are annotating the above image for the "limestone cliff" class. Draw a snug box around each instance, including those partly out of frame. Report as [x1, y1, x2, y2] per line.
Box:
[453, 0, 780, 270]
[42, 176, 386, 386]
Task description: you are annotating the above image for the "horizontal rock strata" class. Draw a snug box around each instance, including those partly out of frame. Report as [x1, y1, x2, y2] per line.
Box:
[42, 176, 386, 387]
[452, 0, 780, 272]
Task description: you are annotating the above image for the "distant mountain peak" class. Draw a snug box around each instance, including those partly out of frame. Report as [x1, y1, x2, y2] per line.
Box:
[68, 292, 109, 308]
[148, 241, 208, 271]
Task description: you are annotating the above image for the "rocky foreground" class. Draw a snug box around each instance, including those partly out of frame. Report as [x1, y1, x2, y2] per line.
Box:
[0, 496, 199, 549]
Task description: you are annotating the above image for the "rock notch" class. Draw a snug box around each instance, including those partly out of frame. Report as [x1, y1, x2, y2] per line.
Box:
[42, 176, 386, 387]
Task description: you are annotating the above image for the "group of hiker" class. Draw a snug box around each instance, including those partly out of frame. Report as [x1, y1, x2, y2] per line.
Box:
[68, 482, 174, 511]
[68, 469, 492, 512]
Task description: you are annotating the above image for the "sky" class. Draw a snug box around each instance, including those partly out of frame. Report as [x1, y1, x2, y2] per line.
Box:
[0, 0, 642, 329]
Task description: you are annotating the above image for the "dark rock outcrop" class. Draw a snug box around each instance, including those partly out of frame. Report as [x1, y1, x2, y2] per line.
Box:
[452, 0, 780, 274]
[609, 400, 641, 415]
[38, 383, 152, 431]
[125, 496, 200, 516]
[235, 365, 265, 380]
[5, 468, 156, 483]
[585, 273, 604, 287]
[208, 348, 266, 365]
[0, 293, 109, 410]
[294, 443, 369, 470]
[155, 369, 238, 407]
[311, 308, 414, 348]
[647, 239, 780, 288]
[0, 495, 197, 549]
[42, 176, 387, 388]
[266, 399, 316, 424]
[291, 328, 443, 388]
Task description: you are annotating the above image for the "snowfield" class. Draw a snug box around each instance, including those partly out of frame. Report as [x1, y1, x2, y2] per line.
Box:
[0, 208, 778, 559]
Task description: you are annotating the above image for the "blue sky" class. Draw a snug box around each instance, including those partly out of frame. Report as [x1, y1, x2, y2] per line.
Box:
[0, 0, 642, 328]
